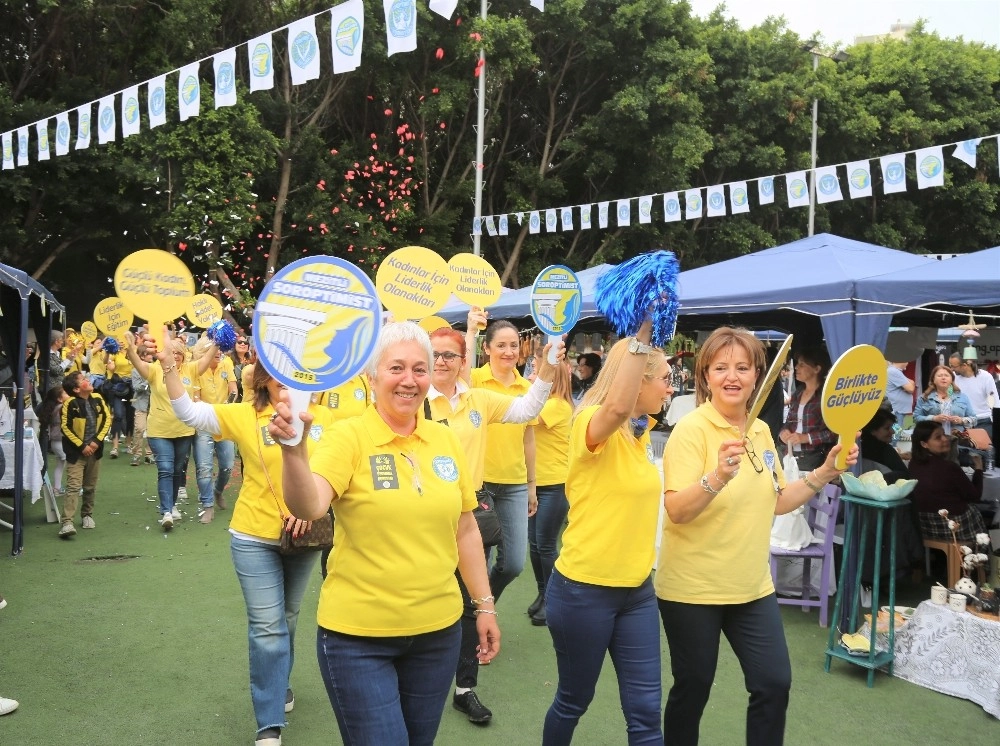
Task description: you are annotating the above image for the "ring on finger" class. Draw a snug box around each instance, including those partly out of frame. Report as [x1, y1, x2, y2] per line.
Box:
[726, 456, 735, 466]
[269, 412, 279, 422]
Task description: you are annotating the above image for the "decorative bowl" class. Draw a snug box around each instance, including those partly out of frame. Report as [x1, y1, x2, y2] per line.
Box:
[841, 472, 918, 501]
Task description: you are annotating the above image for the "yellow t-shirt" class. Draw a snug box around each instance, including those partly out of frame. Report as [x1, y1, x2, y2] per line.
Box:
[146, 361, 198, 438]
[107, 350, 133, 378]
[555, 405, 662, 587]
[655, 402, 787, 605]
[535, 398, 572, 487]
[196, 357, 236, 405]
[471, 364, 534, 484]
[88, 351, 106, 377]
[214, 401, 334, 539]
[311, 406, 477, 637]
[426, 385, 517, 491]
[314, 374, 371, 421]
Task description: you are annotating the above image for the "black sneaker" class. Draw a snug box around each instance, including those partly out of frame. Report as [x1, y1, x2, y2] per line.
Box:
[453, 690, 492, 724]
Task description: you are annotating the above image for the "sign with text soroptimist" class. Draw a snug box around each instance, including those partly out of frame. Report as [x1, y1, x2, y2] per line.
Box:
[375, 246, 451, 320]
[821, 344, 886, 470]
[114, 249, 195, 354]
[93, 297, 134, 338]
[531, 265, 582, 364]
[186, 293, 224, 328]
[253, 256, 380, 446]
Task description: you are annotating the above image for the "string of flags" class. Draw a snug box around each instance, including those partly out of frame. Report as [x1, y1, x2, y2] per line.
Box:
[0, 0, 542, 170]
[472, 135, 1000, 237]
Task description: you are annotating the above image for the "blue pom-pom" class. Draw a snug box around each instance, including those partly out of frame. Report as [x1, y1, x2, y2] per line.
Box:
[595, 250, 681, 348]
[206, 319, 237, 352]
[102, 337, 120, 355]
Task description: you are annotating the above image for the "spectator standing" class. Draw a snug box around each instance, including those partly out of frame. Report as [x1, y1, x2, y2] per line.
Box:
[58, 371, 111, 538]
[129, 345, 155, 465]
[886, 361, 916, 431]
[949, 352, 1000, 431]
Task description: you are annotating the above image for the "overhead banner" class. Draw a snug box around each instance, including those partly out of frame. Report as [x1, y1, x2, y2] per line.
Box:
[331, 0, 364, 73]
[147, 75, 167, 129]
[35, 121, 50, 161]
[177, 62, 201, 121]
[214, 48, 238, 109]
[121, 85, 142, 138]
[247, 33, 274, 92]
[288, 17, 321, 84]
[814, 165, 843, 204]
[97, 96, 116, 145]
[846, 160, 872, 199]
[384, 0, 417, 56]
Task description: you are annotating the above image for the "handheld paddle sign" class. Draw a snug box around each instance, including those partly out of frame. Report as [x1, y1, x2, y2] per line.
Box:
[449, 253, 502, 330]
[253, 256, 380, 446]
[93, 297, 134, 339]
[531, 265, 581, 364]
[746, 334, 793, 433]
[821, 344, 886, 470]
[80, 321, 99, 344]
[375, 246, 452, 320]
[114, 249, 195, 355]
[186, 294, 224, 329]
[418, 316, 451, 334]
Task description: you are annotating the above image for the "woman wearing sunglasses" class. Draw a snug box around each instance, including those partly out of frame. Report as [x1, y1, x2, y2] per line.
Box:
[657, 327, 857, 746]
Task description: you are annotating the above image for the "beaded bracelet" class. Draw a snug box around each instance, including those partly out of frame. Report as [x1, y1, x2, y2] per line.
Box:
[473, 609, 498, 616]
[162, 364, 176, 374]
[470, 595, 495, 606]
[802, 470, 822, 493]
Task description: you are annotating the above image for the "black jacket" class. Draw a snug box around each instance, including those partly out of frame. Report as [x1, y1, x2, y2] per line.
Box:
[61, 394, 112, 464]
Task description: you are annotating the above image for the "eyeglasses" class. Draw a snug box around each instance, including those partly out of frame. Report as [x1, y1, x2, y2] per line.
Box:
[742, 436, 764, 474]
[432, 351, 463, 362]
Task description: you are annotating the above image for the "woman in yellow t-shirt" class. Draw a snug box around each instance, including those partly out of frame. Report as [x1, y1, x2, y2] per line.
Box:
[543, 321, 672, 745]
[273, 322, 499, 746]
[156, 348, 331, 746]
[657, 328, 857, 745]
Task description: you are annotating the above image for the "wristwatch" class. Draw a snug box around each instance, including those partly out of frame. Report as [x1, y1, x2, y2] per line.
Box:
[627, 338, 653, 355]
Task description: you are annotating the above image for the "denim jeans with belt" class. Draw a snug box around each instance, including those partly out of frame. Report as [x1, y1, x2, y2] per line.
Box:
[528, 483, 569, 595]
[147, 435, 193, 516]
[482, 481, 528, 600]
[230, 535, 319, 736]
[543, 569, 663, 745]
[194, 430, 234, 508]
[317, 620, 461, 746]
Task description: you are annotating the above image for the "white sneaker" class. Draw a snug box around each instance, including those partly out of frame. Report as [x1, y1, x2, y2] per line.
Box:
[82, 516, 96, 529]
[0, 595, 7, 611]
[176, 486, 187, 503]
[160, 513, 174, 531]
[0, 697, 18, 716]
[171, 506, 182, 521]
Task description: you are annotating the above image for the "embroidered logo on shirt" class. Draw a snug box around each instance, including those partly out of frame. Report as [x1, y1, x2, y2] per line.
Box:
[763, 449, 776, 471]
[432, 456, 459, 482]
[181, 377, 192, 386]
[354, 387, 365, 400]
[370, 454, 399, 490]
[469, 410, 483, 428]
[646, 443, 655, 464]
[309, 425, 323, 441]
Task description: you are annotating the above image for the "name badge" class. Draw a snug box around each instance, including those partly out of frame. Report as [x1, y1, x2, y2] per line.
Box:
[370, 454, 399, 490]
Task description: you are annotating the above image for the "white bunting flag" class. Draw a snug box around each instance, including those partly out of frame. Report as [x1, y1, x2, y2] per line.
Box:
[579, 205, 592, 230]
[814, 166, 843, 204]
[178, 63, 201, 121]
[97, 95, 117, 144]
[758, 176, 774, 205]
[685, 189, 702, 220]
[529, 211, 541, 234]
[288, 17, 321, 84]
[530, 0, 544, 9]
[880, 153, 907, 194]
[598, 201, 609, 229]
[785, 171, 810, 208]
[247, 33, 274, 92]
[2, 132, 13, 170]
[545, 209, 557, 232]
[54, 113, 71, 157]
[705, 185, 726, 217]
[616, 199, 631, 226]
[728, 182, 749, 214]
[845, 160, 872, 199]
[485, 216, 497, 236]
[383, 0, 417, 57]
[514, 212, 524, 225]
[638, 195, 653, 224]
[951, 139, 980, 168]
[75, 104, 91, 150]
[472, 217, 482, 236]
[915, 146, 945, 189]
[498, 214, 508, 235]
[560, 207, 573, 231]
[662, 192, 681, 222]
[35, 121, 50, 161]
[121, 85, 141, 138]
[214, 49, 238, 108]
[331, 1, 364, 73]
[16, 127, 29, 166]
[428, 0, 458, 18]
[147, 76, 167, 129]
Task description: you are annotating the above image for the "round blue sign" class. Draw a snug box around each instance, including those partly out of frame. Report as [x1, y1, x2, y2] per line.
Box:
[530, 265, 582, 337]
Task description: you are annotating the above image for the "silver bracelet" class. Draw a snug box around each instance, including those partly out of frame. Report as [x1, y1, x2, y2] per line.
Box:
[699, 473, 721, 496]
[473, 608, 498, 616]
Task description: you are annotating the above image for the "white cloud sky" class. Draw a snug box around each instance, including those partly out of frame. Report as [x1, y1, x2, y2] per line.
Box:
[684, 0, 1000, 48]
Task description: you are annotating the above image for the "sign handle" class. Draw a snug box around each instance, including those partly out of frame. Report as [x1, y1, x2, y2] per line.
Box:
[546, 334, 561, 365]
[278, 388, 313, 446]
[835, 435, 851, 471]
[146, 322, 168, 361]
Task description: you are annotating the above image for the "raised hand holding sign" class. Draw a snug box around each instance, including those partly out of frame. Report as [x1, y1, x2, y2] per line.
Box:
[113, 249, 195, 355]
[821, 345, 886, 470]
[531, 265, 581, 364]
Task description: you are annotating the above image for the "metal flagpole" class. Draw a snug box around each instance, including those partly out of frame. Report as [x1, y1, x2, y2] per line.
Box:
[472, 0, 488, 256]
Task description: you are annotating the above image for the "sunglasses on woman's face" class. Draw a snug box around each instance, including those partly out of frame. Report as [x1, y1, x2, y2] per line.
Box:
[236, 339, 248, 344]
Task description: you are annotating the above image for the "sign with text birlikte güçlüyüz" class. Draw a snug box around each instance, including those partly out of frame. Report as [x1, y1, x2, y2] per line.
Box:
[448, 253, 502, 329]
[114, 249, 195, 355]
[253, 255, 380, 446]
[531, 265, 582, 364]
[374, 246, 452, 320]
[186, 293, 224, 329]
[821, 344, 886, 470]
[93, 297, 134, 339]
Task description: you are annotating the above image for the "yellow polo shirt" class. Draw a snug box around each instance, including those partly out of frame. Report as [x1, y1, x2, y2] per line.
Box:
[88, 352, 106, 377]
[535, 398, 572, 487]
[196, 357, 236, 405]
[314, 374, 371, 421]
[655, 402, 786, 605]
[555, 405, 661, 587]
[312, 406, 476, 636]
[426, 384, 517, 491]
[107, 350, 133, 378]
[146, 361, 198, 438]
[471, 364, 534, 484]
[214, 401, 333, 540]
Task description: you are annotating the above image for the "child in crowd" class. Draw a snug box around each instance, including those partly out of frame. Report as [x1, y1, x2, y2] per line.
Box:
[58, 371, 111, 539]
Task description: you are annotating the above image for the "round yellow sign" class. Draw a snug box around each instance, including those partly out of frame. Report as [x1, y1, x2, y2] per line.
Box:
[418, 316, 451, 334]
[80, 321, 99, 343]
[186, 293, 223, 328]
[93, 297, 134, 338]
[375, 246, 451, 320]
[448, 253, 502, 307]
[820, 344, 886, 469]
[114, 248, 195, 353]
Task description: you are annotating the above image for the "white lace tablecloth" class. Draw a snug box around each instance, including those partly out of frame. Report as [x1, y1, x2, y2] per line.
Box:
[0, 429, 44, 499]
[891, 600, 1000, 719]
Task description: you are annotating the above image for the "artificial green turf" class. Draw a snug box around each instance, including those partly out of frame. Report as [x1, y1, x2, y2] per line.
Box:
[0, 454, 995, 745]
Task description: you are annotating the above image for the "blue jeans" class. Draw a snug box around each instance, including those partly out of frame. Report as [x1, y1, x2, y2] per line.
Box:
[529, 483, 569, 594]
[543, 569, 663, 745]
[317, 621, 461, 746]
[483, 481, 528, 600]
[231, 536, 319, 735]
[659, 594, 791, 746]
[147, 435, 194, 515]
[194, 430, 235, 508]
